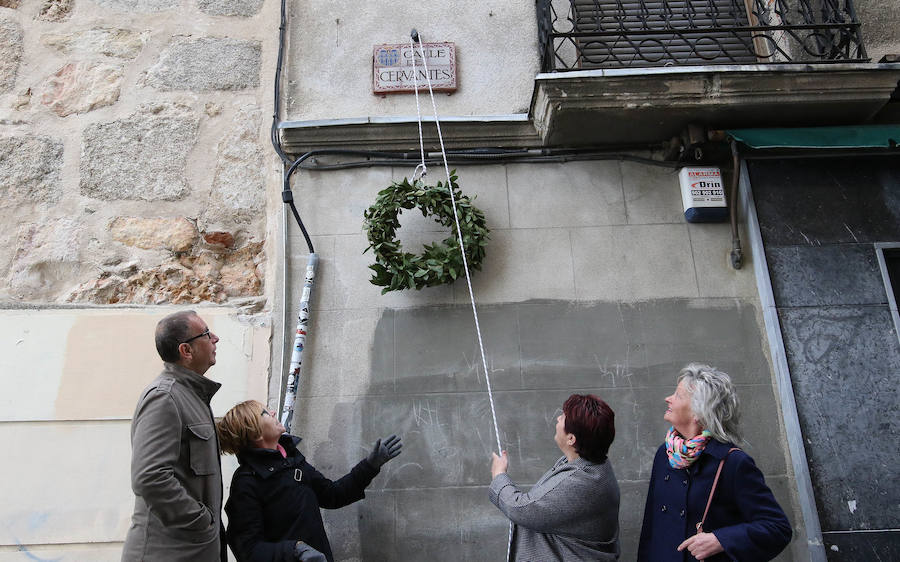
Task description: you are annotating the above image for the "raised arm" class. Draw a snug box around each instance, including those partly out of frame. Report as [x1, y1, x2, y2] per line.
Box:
[488, 464, 588, 534]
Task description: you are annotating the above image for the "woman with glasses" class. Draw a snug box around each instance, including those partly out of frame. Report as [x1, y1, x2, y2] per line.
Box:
[217, 400, 401, 562]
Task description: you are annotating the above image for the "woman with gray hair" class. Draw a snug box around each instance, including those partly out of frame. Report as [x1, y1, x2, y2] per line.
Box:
[637, 363, 791, 561]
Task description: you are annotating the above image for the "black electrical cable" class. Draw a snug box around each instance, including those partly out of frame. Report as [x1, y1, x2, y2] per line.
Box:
[271, 0, 290, 166]
[288, 149, 682, 171]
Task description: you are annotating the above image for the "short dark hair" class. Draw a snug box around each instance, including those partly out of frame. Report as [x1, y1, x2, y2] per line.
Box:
[564, 394, 615, 463]
[155, 310, 198, 363]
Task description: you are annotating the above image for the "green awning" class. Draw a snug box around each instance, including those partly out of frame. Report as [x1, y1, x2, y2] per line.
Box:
[727, 125, 900, 149]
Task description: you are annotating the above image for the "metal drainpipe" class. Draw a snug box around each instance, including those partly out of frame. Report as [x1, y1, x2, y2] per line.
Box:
[729, 140, 743, 269]
[275, 162, 289, 412]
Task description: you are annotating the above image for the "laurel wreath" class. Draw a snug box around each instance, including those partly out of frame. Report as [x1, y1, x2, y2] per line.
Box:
[363, 172, 489, 294]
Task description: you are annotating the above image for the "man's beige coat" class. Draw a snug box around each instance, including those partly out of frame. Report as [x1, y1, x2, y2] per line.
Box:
[122, 362, 223, 561]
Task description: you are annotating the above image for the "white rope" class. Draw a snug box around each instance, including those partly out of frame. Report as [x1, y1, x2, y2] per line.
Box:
[411, 36, 501, 455]
[410, 34, 512, 560]
[409, 36, 427, 182]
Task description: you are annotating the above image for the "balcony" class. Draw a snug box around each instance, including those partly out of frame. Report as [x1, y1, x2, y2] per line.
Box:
[536, 0, 868, 72]
[530, 0, 899, 146]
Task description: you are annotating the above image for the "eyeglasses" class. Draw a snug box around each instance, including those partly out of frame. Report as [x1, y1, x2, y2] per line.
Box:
[181, 328, 211, 344]
[261, 408, 273, 418]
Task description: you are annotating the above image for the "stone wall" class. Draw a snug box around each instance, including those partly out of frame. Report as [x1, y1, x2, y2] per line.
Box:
[0, 0, 278, 306]
[0, 0, 278, 558]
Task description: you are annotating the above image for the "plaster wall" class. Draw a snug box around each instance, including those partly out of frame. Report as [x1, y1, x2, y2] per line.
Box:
[857, 0, 900, 62]
[280, 160, 805, 560]
[284, 1, 539, 120]
[0, 308, 270, 559]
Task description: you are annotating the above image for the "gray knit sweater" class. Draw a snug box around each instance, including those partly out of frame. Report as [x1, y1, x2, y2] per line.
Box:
[489, 456, 620, 561]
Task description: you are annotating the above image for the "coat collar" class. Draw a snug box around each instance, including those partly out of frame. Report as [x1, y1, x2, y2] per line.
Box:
[162, 362, 221, 403]
[238, 434, 303, 478]
[702, 438, 740, 460]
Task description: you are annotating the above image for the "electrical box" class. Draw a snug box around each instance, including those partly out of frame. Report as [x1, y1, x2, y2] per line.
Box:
[678, 167, 728, 223]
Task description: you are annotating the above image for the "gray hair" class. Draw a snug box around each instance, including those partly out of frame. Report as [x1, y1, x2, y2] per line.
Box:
[155, 310, 198, 363]
[678, 363, 743, 445]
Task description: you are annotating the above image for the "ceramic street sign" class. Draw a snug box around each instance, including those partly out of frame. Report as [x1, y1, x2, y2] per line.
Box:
[373, 42, 457, 94]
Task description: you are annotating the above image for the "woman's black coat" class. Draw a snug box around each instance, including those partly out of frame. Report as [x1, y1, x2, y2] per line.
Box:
[225, 434, 379, 562]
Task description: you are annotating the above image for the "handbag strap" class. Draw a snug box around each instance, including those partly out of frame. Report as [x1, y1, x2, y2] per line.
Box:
[696, 447, 740, 534]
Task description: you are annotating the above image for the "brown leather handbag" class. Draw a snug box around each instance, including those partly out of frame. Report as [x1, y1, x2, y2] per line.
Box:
[696, 447, 741, 534]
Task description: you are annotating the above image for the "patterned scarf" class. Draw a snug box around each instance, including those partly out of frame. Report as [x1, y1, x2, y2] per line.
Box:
[665, 426, 711, 469]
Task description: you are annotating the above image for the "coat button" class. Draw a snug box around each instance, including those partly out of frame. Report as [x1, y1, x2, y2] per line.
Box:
[664, 475, 670, 481]
[680, 509, 685, 517]
[268, 467, 274, 472]
[683, 479, 688, 486]
[661, 505, 667, 512]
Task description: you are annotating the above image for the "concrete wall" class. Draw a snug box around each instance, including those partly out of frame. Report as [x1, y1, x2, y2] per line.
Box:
[749, 155, 900, 561]
[281, 160, 805, 560]
[0, 308, 270, 560]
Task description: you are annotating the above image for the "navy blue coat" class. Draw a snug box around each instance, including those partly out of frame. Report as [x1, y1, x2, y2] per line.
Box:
[637, 439, 791, 561]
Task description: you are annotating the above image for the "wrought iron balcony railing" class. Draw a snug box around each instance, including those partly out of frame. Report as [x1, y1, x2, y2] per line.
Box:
[537, 0, 868, 71]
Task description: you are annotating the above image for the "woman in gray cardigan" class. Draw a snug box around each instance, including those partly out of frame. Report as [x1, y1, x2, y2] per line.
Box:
[489, 394, 620, 561]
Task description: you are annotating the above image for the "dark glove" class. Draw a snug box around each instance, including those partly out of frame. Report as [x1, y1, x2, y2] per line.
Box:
[294, 541, 327, 562]
[366, 434, 402, 468]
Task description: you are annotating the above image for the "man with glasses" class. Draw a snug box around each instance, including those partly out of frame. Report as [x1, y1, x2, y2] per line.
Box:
[123, 310, 226, 561]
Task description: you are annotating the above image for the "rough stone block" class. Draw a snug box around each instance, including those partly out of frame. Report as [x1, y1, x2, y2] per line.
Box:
[571, 224, 697, 301]
[7, 219, 84, 299]
[0, 135, 63, 206]
[80, 106, 198, 201]
[145, 36, 261, 91]
[41, 62, 124, 117]
[507, 161, 626, 228]
[109, 216, 197, 252]
[0, 16, 22, 93]
[93, 0, 177, 12]
[203, 106, 265, 226]
[197, 0, 263, 17]
[37, 0, 72, 21]
[41, 27, 147, 59]
[217, 241, 264, 297]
